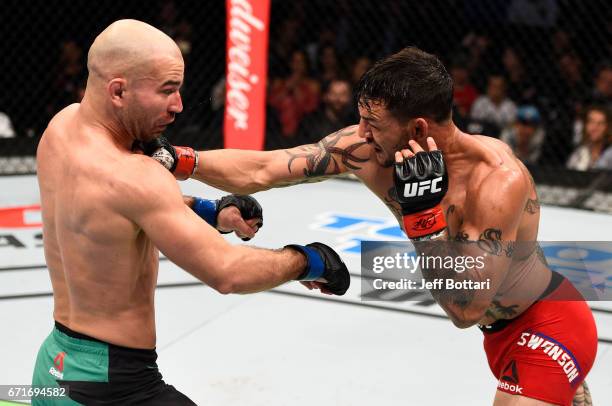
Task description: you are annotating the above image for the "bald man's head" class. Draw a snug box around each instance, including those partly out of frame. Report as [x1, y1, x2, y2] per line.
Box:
[83, 19, 184, 142]
[88, 19, 182, 81]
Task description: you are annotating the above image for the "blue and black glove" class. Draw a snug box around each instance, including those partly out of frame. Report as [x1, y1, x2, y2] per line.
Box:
[286, 242, 350, 295]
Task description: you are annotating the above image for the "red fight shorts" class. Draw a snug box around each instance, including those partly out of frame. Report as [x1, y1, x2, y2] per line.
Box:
[480, 271, 598, 405]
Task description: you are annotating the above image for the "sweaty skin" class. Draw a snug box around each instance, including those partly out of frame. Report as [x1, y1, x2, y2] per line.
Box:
[191, 120, 549, 328]
[37, 20, 305, 350]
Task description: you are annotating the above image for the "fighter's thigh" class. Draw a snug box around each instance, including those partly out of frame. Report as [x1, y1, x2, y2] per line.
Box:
[571, 381, 592, 406]
[493, 390, 556, 406]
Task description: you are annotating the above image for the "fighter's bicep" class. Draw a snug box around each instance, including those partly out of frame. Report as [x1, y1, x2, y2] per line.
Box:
[118, 160, 229, 277]
[455, 172, 529, 293]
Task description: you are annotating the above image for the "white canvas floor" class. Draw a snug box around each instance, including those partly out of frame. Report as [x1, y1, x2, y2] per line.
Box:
[0, 175, 611, 405]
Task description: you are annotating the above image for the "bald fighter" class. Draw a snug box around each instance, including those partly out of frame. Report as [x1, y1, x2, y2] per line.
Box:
[32, 19, 349, 405]
[151, 47, 596, 405]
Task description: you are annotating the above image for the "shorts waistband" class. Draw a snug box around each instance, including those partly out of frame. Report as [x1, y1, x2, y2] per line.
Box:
[478, 271, 565, 334]
[54, 321, 157, 357]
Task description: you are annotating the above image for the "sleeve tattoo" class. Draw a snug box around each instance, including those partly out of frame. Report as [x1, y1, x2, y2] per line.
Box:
[280, 128, 369, 187]
[414, 228, 513, 310]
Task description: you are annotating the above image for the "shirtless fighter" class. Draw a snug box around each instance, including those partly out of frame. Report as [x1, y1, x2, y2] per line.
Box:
[31, 20, 349, 405]
[150, 47, 597, 405]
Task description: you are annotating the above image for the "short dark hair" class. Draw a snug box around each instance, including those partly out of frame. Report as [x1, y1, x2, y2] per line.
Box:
[355, 47, 453, 123]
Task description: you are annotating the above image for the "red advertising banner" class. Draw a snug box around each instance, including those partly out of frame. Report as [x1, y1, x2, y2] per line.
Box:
[224, 0, 270, 150]
[0, 205, 42, 228]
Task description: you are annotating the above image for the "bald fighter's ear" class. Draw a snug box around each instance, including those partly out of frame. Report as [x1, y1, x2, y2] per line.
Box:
[108, 78, 127, 107]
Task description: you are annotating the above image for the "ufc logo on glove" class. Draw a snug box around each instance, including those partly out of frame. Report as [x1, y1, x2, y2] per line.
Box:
[403, 177, 444, 197]
[394, 150, 448, 239]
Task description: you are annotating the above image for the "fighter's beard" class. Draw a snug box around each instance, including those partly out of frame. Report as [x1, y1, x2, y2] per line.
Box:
[382, 140, 409, 168]
[381, 155, 395, 168]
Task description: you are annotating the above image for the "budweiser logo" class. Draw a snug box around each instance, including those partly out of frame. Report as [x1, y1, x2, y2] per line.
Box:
[226, 0, 265, 130]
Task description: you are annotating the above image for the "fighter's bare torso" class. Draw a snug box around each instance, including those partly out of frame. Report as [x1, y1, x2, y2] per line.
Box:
[37, 104, 159, 349]
[284, 125, 550, 325]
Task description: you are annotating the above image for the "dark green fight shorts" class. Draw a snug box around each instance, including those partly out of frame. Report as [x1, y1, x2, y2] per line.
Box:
[31, 322, 196, 405]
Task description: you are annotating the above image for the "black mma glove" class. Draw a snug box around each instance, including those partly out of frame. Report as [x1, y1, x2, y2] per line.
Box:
[285, 242, 350, 295]
[394, 150, 448, 239]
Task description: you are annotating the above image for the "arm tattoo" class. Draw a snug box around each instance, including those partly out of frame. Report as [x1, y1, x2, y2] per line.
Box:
[525, 174, 541, 214]
[415, 227, 514, 317]
[478, 229, 514, 257]
[525, 197, 541, 214]
[413, 231, 476, 310]
[477, 228, 504, 255]
[285, 128, 369, 186]
[453, 230, 469, 242]
[384, 187, 404, 226]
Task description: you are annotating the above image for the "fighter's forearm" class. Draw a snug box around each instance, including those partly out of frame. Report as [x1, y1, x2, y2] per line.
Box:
[193, 149, 283, 194]
[190, 126, 365, 193]
[412, 228, 511, 328]
[210, 246, 305, 294]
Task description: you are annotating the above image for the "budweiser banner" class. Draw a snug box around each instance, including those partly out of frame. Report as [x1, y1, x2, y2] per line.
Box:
[224, 0, 270, 150]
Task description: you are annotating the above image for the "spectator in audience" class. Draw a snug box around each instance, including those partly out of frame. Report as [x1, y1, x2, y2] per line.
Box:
[157, 0, 179, 37]
[296, 78, 355, 145]
[173, 20, 194, 59]
[305, 28, 336, 74]
[500, 105, 546, 165]
[269, 49, 320, 138]
[595, 147, 612, 170]
[461, 31, 496, 91]
[567, 106, 611, 170]
[350, 56, 372, 90]
[155, 1, 194, 116]
[591, 106, 612, 170]
[46, 40, 86, 119]
[502, 47, 537, 104]
[549, 51, 587, 147]
[269, 18, 302, 78]
[0, 111, 16, 138]
[470, 74, 517, 136]
[557, 51, 588, 108]
[550, 29, 574, 57]
[588, 62, 612, 109]
[315, 44, 344, 89]
[450, 56, 479, 124]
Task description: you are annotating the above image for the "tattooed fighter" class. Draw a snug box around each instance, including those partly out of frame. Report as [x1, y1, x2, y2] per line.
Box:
[147, 47, 596, 405]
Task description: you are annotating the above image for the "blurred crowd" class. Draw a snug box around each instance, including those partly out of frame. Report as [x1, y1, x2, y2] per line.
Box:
[1, 0, 611, 171]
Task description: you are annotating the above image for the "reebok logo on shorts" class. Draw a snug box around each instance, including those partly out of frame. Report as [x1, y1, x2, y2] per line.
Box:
[49, 351, 65, 379]
[497, 380, 523, 394]
[498, 360, 523, 394]
[501, 360, 519, 384]
[516, 332, 580, 383]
